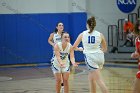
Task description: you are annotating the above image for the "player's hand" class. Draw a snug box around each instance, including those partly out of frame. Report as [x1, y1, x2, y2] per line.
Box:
[131, 52, 139, 58]
[72, 62, 80, 67]
[75, 47, 83, 51]
[78, 47, 83, 51]
[59, 62, 66, 68]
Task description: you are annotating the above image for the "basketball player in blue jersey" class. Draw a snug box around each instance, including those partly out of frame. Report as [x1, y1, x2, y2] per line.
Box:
[73, 16, 108, 93]
[51, 32, 79, 93]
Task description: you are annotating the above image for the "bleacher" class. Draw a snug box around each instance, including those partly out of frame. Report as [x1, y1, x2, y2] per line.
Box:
[106, 6, 140, 62]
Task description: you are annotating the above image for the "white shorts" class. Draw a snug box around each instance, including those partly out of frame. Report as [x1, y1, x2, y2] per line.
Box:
[51, 63, 70, 74]
[84, 53, 104, 71]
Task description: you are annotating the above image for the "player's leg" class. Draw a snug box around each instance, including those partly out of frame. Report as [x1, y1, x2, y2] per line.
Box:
[84, 54, 97, 93]
[133, 78, 138, 93]
[92, 69, 108, 93]
[54, 73, 62, 93]
[133, 71, 140, 93]
[86, 53, 108, 93]
[62, 72, 70, 93]
[61, 74, 64, 92]
[96, 53, 108, 93]
[88, 71, 96, 93]
[51, 62, 62, 93]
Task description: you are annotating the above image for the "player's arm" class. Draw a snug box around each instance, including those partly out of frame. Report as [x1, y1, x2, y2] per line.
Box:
[100, 33, 107, 52]
[54, 44, 64, 67]
[134, 38, 139, 53]
[48, 33, 55, 47]
[131, 38, 139, 58]
[70, 46, 79, 67]
[73, 33, 83, 49]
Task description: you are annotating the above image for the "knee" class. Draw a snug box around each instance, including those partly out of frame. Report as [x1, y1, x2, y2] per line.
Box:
[56, 78, 61, 84]
[63, 78, 69, 83]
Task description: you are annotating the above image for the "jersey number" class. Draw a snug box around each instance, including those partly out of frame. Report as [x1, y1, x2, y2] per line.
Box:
[88, 36, 95, 44]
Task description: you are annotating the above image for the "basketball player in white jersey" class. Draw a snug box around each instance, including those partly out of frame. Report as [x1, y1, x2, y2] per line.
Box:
[48, 22, 82, 93]
[73, 16, 108, 93]
[48, 22, 65, 92]
[51, 32, 79, 93]
[48, 22, 64, 47]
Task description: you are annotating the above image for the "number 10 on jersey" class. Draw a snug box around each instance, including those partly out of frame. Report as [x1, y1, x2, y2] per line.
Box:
[88, 36, 95, 44]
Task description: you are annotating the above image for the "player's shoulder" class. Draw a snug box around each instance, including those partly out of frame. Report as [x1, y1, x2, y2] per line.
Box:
[82, 30, 89, 35]
[83, 30, 89, 33]
[68, 43, 73, 51]
[95, 30, 103, 35]
[94, 30, 101, 33]
[50, 32, 55, 36]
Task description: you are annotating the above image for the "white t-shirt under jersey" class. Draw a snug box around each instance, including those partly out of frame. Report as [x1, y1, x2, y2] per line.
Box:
[52, 42, 71, 67]
[82, 30, 103, 53]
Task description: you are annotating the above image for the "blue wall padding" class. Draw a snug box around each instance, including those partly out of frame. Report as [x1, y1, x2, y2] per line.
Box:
[0, 13, 87, 65]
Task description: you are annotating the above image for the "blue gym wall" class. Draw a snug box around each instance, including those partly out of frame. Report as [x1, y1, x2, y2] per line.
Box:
[0, 0, 87, 65]
[0, 13, 87, 65]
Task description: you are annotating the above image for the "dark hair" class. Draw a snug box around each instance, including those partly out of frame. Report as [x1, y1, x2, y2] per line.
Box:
[87, 16, 96, 33]
[134, 19, 140, 35]
[54, 22, 63, 33]
[54, 28, 58, 33]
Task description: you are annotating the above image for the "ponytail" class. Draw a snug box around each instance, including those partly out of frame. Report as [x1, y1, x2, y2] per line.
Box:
[87, 16, 96, 33]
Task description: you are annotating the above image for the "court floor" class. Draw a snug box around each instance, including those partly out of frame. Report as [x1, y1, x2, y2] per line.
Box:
[0, 62, 138, 93]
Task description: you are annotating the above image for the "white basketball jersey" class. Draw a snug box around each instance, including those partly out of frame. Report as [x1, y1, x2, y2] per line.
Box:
[53, 42, 71, 66]
[82, 30, 103, 53]
[53, 33, 61, 44]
